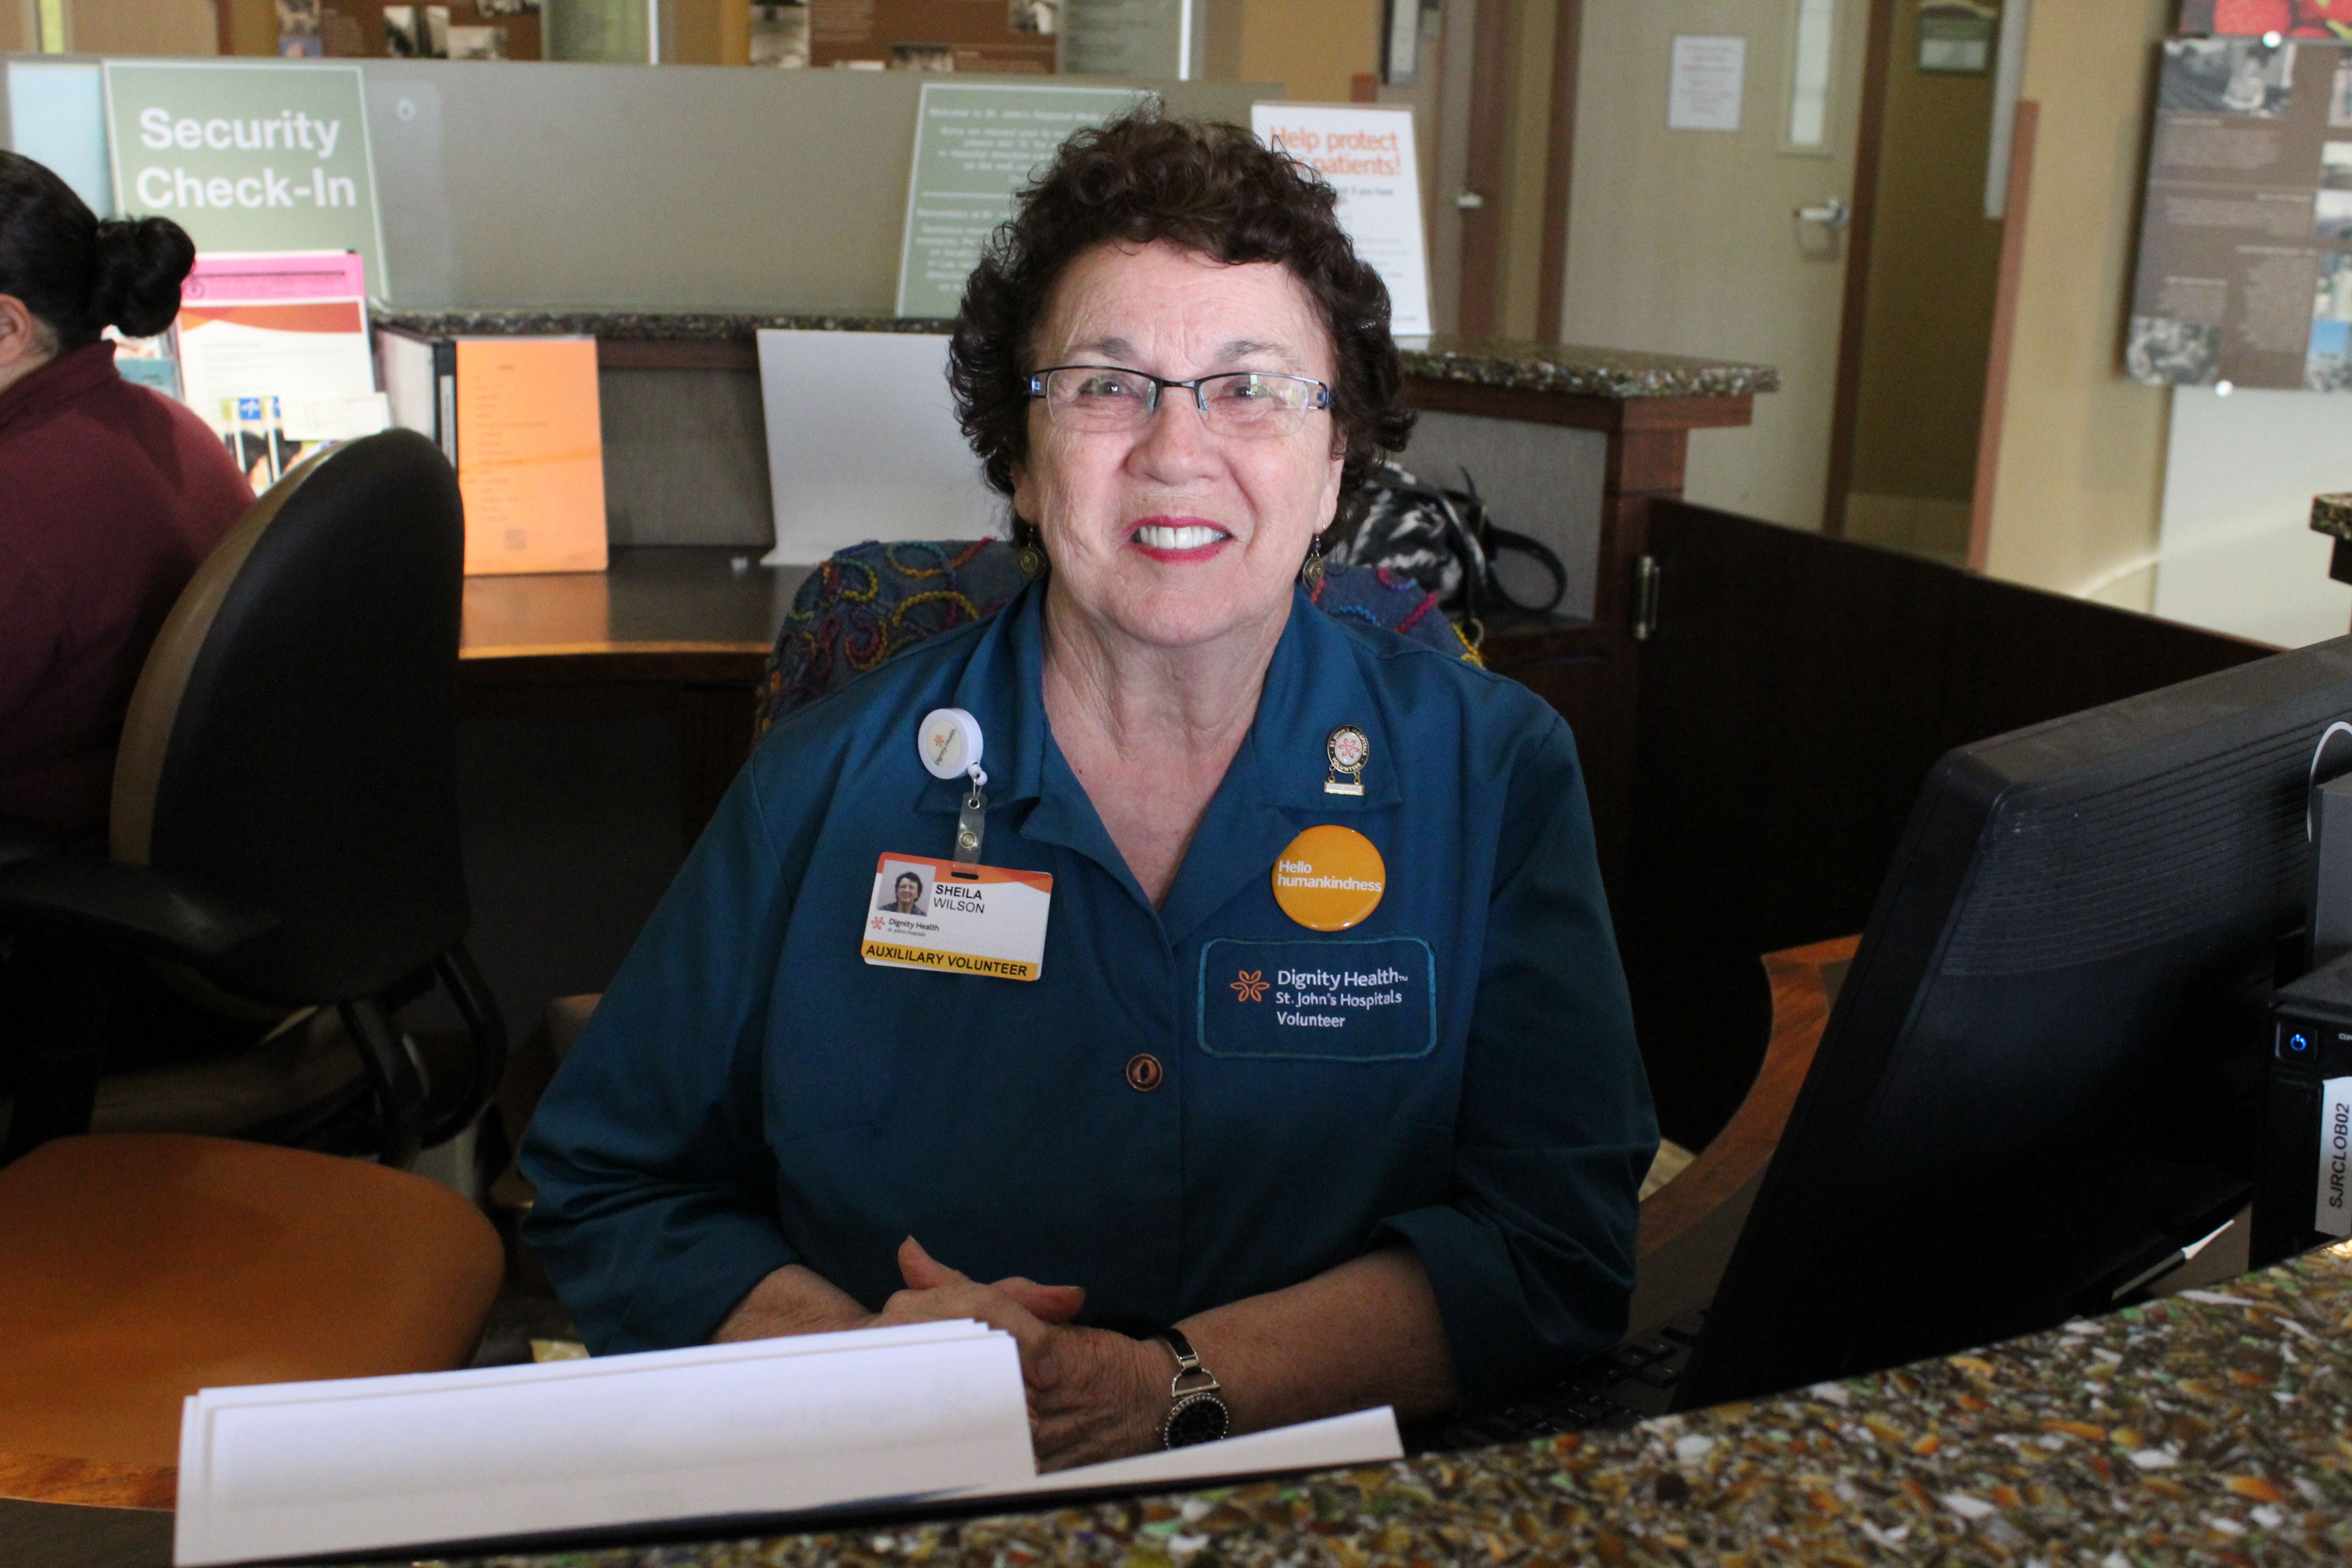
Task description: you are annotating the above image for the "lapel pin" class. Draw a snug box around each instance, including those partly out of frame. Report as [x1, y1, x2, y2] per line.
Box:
[1325, 725, 1368, 796]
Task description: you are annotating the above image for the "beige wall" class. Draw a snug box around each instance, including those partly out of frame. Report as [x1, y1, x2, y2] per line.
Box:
[669, 0, 751, 65]
[69, 0, 219, 55]
[1979, 0, 2174, 610]
[220, 0, 273, 54]
[1226, 0, 1381, 105]
[0, 1, 31, 54]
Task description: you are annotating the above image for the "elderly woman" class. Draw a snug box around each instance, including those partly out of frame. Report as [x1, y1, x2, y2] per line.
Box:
[522, 112, 1655, 1466]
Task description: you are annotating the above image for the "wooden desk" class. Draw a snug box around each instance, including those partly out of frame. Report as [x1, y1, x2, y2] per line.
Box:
[1629, 936, 1854, 1337]
[459, 549, 804, 846]
[449, 357, 1761, 865]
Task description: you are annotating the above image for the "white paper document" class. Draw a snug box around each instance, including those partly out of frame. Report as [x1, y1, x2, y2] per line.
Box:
[175, 1322, 1030, 1566]
[961, 1407, 1404, 1498]
[755, 329, 1003, 567]
[1668, 36, 1747, 132]
[175, 1319, 1406, 1568]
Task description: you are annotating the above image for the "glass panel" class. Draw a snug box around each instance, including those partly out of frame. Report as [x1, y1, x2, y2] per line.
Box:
[1787, 0, 1836, 147]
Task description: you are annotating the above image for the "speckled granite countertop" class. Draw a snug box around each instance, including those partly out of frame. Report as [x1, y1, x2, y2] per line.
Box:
[398, 1243, 2350, 1568]
[367, 312, 1779, 401]
[372, 309, 953, 340]
[2312, 494, 2352, 538]
[1396, 338, 1778, 400]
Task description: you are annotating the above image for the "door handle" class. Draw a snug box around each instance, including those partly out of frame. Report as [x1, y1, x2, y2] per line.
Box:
[1455, 189, 1486, 210]
[1794, 196, 1851, 229]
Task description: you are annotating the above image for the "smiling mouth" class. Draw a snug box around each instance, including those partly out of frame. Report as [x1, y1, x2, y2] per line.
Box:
[1130, 522, 1230, 553]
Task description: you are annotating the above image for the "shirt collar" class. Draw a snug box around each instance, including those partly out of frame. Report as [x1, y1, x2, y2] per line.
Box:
[918, 578, 1401, 810]
[0, 342, 121, 442]
[1150, 590, 1399, 943]
[917, 578, 1405, 942]
[1241, 585, 1401, 814]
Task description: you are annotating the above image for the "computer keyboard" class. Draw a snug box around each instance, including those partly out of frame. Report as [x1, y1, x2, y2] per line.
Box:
[1416, 1310, 1708, 1451]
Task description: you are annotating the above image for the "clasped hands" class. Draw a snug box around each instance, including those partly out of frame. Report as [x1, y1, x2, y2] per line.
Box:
[714, 1237, 1170, 1470]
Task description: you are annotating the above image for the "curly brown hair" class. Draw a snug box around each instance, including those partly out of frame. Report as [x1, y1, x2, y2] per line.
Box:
[946, 108, 1414, 545]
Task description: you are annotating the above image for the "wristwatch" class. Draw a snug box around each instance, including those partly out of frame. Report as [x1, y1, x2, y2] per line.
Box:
[1153, 1327, 1231, 1449]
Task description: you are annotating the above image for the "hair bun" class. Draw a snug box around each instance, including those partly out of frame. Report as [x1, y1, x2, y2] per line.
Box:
[87, 215, 196, 339]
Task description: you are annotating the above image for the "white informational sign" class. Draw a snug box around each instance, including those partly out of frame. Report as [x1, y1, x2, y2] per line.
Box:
[755, 329, 1002, 566]
[2320, 1076, 2352, 1239]
[1250, 104, 1431, 338]
[1669, 35, 1747, 132]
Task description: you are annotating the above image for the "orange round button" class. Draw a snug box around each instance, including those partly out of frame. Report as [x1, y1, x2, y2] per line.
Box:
[1125, 1053, 1164, 1092]
[1272, 825, 1387, 931]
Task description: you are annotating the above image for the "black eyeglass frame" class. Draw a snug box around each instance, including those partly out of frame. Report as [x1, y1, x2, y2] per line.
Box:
[1024, 364, 1334, 423]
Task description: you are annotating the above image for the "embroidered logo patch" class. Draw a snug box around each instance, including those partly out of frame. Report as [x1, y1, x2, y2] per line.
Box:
[1198, 936, 1436, 1061]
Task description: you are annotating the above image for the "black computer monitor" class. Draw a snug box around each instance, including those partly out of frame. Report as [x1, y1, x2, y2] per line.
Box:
[1674, 635, 2352, 1409]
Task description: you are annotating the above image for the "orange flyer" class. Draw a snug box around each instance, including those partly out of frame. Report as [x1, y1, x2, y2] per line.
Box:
[454, 337, 608, 576]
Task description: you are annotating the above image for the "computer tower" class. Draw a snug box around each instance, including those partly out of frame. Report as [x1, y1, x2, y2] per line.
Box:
[2255, 952, 2352, 1265]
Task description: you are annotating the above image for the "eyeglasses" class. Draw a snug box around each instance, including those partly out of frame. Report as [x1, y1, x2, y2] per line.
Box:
[1026, 365, 1332, 439]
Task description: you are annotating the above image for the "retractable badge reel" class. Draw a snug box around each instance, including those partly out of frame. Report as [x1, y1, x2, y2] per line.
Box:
[862, 708, 1054, 981]
[918, 708, 990, 869]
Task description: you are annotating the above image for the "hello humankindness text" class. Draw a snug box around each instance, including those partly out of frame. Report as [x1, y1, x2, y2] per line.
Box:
[1275, 861, 1383, 892]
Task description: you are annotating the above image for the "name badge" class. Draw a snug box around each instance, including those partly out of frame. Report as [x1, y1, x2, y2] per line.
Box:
[863, 853, 1053, 982]
[1198, 936, 1436, 1061]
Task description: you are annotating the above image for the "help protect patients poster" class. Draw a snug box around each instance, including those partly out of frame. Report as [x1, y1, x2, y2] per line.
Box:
[1251, 104, 1431, 338]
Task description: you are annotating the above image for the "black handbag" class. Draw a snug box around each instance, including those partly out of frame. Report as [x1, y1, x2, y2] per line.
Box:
[1329, 462, 1568, 644]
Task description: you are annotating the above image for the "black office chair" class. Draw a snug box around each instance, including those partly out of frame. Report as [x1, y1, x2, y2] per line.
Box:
[0, 429, 504, 1170]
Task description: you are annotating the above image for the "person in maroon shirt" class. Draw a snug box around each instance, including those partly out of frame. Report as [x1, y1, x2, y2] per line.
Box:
[0, 152, 254, 850]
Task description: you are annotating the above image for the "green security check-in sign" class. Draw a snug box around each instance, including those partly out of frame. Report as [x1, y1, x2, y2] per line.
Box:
[102, 61, 385, 292]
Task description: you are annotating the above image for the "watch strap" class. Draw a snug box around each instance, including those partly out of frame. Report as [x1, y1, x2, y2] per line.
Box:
[1156, 1326, 1221, 1397]
[1152, 1327, 1230, 1450]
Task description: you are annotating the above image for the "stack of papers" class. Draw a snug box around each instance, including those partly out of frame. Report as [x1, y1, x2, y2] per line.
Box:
[173, 1321, 1402, 1566]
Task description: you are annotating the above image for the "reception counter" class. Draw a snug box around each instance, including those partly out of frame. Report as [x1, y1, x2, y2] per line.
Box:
[19, 1240, 2341, 1567]
[273, 1242, 2352, 1566]
[16, 1242, 2345, 1565]
[7, 938, 2338, 1567]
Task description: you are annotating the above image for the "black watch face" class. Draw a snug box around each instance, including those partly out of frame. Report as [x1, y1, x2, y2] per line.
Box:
[1164, 1394, 1230, 1448]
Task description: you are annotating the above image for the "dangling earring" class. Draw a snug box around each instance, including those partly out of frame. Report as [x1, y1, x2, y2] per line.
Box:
[1298, 532, 1325, 590]
[1017, 539, 1046, 578]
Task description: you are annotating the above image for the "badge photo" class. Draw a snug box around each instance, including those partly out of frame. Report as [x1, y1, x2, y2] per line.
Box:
[862, 853, 1053, 982]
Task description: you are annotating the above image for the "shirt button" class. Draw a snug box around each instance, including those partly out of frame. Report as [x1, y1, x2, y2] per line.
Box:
[1124, 1053, 1164, 1093]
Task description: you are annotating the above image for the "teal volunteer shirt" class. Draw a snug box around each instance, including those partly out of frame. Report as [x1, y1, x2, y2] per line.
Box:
[519, 579, 1656, 1412]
